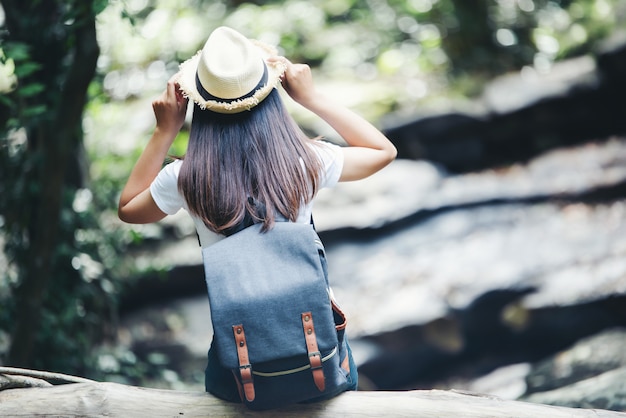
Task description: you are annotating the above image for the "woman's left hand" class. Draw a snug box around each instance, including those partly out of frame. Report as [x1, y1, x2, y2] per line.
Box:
[272, 57, 317, 108]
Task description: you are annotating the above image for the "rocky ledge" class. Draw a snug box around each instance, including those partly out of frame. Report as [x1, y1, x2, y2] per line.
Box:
[116, 39, 626, 412]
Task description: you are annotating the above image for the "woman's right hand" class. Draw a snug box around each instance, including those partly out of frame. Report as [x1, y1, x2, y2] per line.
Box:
[118, 76, 188, 224]
[152, 75, 188, 137]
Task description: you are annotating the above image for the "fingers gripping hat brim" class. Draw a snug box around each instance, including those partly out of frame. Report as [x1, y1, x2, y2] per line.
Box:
[176, 28, 286, 114]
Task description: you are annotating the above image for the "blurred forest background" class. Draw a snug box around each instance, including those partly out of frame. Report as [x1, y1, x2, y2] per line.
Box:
[1, 0, 626, 403]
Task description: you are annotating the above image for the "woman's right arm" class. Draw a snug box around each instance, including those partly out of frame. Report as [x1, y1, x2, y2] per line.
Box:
[118, 77, 188, 223]
[278, 59, 397, 182]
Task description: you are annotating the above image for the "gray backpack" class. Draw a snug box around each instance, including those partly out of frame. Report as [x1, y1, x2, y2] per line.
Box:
[202, 221, 352, 410]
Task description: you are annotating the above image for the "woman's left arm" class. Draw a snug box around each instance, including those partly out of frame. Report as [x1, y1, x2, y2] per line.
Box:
[118, 77, 188, 224]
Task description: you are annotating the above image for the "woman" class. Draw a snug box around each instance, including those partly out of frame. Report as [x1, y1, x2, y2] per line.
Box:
[118, 26, 396, 401]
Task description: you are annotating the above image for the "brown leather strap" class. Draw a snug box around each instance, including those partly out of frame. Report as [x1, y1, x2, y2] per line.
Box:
[301, 312, 325, 392]
[233, 324, 255, 402]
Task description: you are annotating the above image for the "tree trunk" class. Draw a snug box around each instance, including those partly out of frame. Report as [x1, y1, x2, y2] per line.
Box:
[4, 1, 100, 367]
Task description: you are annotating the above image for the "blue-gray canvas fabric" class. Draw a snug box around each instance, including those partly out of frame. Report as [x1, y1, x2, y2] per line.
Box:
[202, 222, 355, 410]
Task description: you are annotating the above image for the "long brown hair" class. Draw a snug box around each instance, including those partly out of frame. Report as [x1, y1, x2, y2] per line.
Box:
[178, 89, 323, 235]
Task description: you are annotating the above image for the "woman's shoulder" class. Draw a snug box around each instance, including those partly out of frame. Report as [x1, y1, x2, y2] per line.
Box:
[166, 157, 184, 170]
[151, 158, 184, 196]
[150, 158, 185, 215]
[158, 158, 184, 179]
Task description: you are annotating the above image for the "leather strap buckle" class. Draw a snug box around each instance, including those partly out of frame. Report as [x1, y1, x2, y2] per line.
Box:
[233, 324, 255, 402]
[302, 312, 326, 392]
[308, 351, 323, 370]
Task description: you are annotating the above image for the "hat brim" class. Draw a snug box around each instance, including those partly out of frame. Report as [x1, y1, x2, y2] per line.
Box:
[176, 38, 286, 114]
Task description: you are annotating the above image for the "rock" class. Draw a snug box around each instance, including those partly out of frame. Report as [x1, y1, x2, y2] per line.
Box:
[523, 328, 626, 395]
[313, 159, 442, 231]
[354, 291, 626, 390]
[110, 43, 626, 409]
[522, 366, 626, 411]
[481, 56, 597, 114]
[383, 40, 626, 172]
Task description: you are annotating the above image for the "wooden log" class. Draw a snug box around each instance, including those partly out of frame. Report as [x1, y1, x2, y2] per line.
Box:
[0, 374, 52, 390]
[0, 366, 95, 384]
[1, 382, 625, 418]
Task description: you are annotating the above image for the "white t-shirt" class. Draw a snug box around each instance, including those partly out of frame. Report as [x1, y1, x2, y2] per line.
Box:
[150, 140, 344, 247]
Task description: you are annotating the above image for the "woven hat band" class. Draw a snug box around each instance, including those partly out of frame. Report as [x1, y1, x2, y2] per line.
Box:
[195, 62, 268, 103]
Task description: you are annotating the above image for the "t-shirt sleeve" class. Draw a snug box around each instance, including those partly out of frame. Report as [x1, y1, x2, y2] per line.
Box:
[149, 159, 185, 215]
[315, 140, 344, 188]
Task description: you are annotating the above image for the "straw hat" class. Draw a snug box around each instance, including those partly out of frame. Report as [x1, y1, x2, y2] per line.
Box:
[176, 26, 286, 114]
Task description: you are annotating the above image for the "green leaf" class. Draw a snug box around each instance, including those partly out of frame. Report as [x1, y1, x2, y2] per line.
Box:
[22, 105, 48, 117]
[93, 0, 109, 15]
[0, 95, 13, 107]
[17, 83, 45, 98]
[3, 43, 30, 62]
[14, 62, 41, 78]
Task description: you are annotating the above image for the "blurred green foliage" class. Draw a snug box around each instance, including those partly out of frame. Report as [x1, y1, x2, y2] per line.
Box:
[0, 0, 623, 384]
[0, 0, 118, 376]
[94, 0, 625, 104]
